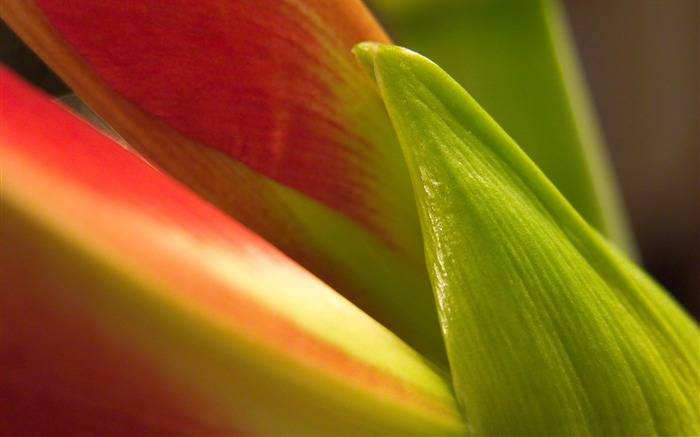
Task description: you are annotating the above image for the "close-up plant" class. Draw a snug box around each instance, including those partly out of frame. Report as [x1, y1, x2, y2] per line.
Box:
[1, 0, 698, 435]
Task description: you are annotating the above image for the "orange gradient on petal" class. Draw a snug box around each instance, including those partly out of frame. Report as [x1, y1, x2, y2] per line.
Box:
[1, 69, 459, 433]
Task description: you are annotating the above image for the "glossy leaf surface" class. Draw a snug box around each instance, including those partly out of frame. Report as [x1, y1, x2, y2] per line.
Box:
[369, 0, 635, 256]
[356, 43, 699, 436]
[0, 68, 466, 436]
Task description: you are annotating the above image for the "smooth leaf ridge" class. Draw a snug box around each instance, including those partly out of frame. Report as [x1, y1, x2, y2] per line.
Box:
[367, 0, 636, 257]
[355, 42, 699, 436]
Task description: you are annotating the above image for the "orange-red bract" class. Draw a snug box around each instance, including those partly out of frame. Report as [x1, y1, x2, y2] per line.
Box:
[0, 68, 465, 435]
[1, 0, 445, 364]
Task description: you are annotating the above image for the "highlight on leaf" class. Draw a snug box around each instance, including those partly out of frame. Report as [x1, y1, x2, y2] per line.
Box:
[354, 42, 699, 436]
[367, 0, 636, 257]
[0, 68, 466, 436]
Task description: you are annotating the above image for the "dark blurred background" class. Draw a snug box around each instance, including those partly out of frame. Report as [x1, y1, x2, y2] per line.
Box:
[2, 1, 697, 317]
[564, 0, 699, 318]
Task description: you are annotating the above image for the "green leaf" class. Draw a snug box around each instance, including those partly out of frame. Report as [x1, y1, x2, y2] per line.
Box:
[368, 0, 636, 257]
[355, 43, 699, 436]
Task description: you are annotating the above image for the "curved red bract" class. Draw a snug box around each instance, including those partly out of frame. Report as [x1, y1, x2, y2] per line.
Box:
[0, 69, 454, 433]
[33, 0, 391, 227]
[1, 0, 449, 366]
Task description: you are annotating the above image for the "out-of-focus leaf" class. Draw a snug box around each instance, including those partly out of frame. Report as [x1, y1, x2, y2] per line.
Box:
[368, 0, 636, 257]
[1, 0, 447, 365]
[0, 68, 466, 436]
[355, 43, 699, 436]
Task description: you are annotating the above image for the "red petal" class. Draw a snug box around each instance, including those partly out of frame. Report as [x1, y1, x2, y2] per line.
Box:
[1, 68, 464, 435]
[30, 0, 390, 227]
[2, 0, 446, 365]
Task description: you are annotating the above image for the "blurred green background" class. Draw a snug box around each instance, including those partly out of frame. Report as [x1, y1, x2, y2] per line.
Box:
[2, 0, 697, 317]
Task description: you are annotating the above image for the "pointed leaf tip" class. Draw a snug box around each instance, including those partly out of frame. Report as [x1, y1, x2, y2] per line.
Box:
[352, 42, 379, 82]
[368, 0, 638, 258]
[362, 45, 700, 436]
